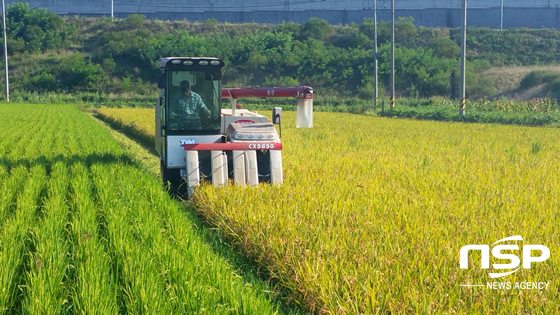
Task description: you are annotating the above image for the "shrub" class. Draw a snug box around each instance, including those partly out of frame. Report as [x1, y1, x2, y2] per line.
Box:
[519, 70, 560, 89]
[122, 14, 146, 29]
[430, 37, 460, 59]
[299, 17, 334, 41]
[202, 18, 219, 32]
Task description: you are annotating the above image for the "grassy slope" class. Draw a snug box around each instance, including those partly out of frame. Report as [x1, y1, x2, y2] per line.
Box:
[482, 65, 560, 100]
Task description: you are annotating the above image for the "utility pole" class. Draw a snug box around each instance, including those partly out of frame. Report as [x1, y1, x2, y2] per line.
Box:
[111, 0, 114, 21]
[459, 0, 467, 117]
[500, 0, 504, 31]
[373, 0, 378, 107]
[390, 0, 395, 109]
[2, 0, 8, 102]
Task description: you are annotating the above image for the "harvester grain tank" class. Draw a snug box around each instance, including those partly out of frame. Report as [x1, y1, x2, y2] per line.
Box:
[155, 57, 314, 197]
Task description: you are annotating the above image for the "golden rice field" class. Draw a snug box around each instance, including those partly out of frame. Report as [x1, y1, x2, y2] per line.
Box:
[99, 108, 560, 314]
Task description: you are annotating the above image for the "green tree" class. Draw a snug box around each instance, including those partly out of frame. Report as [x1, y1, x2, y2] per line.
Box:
[5, 2, 68, 52]
[395, 17, 417, 42]
[122, 14, 146, 29]
[378, 44, 455, 97]
[430, 37, 460, 59]
[274, 21, 301, 37]
[202, 18, 219, 32]
[56, 53, 103, 91]
[300, 17, 334, 41]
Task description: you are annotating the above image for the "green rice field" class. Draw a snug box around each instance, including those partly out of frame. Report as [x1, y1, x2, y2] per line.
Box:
[0, 104, 286, 315]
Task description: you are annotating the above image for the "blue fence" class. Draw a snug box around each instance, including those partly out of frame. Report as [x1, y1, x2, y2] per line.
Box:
[69, 7, 560, 29]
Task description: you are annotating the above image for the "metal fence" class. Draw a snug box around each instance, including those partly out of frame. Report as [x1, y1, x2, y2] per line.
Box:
[7, 0, 560, 29]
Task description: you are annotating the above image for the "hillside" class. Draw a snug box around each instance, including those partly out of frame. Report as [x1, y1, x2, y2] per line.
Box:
[483, 65, 560, 100]
[1, 2, 560, 104]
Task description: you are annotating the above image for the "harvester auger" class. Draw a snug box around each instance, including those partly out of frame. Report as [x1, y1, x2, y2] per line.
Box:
[155, 57, 314, 197]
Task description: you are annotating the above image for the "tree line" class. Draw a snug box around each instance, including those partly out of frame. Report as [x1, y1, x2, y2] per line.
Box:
[2, 2, 560, 101]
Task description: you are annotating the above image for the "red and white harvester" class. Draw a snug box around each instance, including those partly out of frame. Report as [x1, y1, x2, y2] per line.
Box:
[155, 57, 313, 196]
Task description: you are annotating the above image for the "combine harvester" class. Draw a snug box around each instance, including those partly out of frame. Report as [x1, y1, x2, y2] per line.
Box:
[155, 57, 314, 196]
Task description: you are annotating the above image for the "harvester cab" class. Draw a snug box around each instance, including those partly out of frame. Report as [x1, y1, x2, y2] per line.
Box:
[155, 57, 283, 197]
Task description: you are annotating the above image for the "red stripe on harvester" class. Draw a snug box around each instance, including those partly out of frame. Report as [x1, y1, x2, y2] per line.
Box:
[183, 142, 282, 151]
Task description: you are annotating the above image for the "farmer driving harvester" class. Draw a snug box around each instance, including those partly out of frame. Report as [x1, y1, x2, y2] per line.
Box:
[169, 80, 211, 129]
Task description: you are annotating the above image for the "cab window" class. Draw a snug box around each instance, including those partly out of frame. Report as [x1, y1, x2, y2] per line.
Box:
[167, 70, 221, 132]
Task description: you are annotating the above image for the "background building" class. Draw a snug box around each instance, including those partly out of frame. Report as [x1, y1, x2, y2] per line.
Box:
[7, 0, 560, 28]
